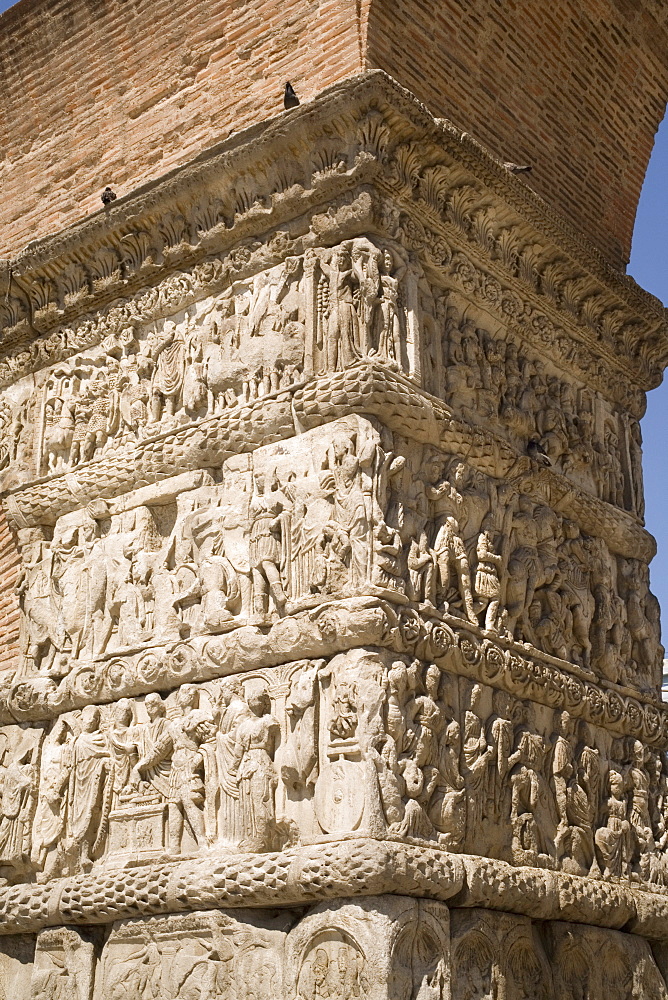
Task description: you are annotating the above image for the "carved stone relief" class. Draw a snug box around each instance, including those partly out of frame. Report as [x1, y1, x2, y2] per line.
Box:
[0, 69, 666, 994]
[97, 909, 289, 1000]
[34, 258, 306, 482]
[0, 656, 661, 890]
[424, 294, 645, 519]
[451, 908, 668, 1000]
[1, 238, 419, 495]
[30, 928, 95, 1000]
[285, 897, 450, 1000]
[0, 245, 646, 541]
[0, 725, 42, 884]
[11, 422, 661, 703]
[2, 900, 666, 999]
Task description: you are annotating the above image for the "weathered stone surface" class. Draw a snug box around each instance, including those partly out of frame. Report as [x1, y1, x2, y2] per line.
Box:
[2, 0, 668, 269]
[0, 18, 668, 999]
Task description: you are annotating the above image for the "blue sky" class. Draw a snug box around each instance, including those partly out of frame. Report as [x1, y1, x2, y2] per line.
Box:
[628, 115, 668, 624]
[0, 0, 666, 619]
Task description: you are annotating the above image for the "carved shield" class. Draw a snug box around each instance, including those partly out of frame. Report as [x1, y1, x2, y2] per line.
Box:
[313, 759, 365, 834]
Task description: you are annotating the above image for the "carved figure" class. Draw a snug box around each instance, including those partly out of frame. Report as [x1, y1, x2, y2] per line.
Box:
[50, 524, 91, 667]
[378, 249, 406, 365]
[108, 542, 148, 648]
[191, 682, 240, 847]
[432, 513, 476, 622]
[407, 532, 435, 605]
[629, 739, 655, 876]
[318, 247, 361, 370]
[324, 429, 375, 590]
[31, 930, 95, 1000]
[17, 530, 57, 675]
[249, 473, 289, 617]
[463, 684, 494, 836]
[351, 241, 381, 356]
[505, 498, 558, 642]
[282, 661, 321, 790]
[43, 397, 75, 473]
[32, 719, 72, 881]
[146, 320, 185, 423]
[134, 693, 171, 802]
[474, 528, 502, 631]
[595, 767, 633, 879]
[231, 690, 280, 852]
[0, 738, 36, 877]
[329, 680, 358, 741]
[107, 699, 139, 810]
[134, 685, 213, 855]
[68, 705, 111, 872]
[510, 730, 551, 865]
[423, 460, 479, 622]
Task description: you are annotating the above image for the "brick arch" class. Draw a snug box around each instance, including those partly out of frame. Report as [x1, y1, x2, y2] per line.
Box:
[363, 0, 668, 270]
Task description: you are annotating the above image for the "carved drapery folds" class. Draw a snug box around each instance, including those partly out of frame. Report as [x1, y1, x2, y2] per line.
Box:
[9, 421, 660, 699]
[0, 71, 666, 974]
[2, 651, 667, 888]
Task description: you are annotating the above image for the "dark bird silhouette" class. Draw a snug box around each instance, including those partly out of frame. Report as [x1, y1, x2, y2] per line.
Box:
[527, 439, 551, 466]
[503, 162, 532, 174]
[283, 82, 300, 110]
[101, 186, 117, 206]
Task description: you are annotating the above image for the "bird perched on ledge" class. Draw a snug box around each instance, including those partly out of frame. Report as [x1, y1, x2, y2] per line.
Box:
[527, 439, 551, 466]
[503, 162, 532, 174]
[284, 82, 300, 110]
[101, 186, 117, 206]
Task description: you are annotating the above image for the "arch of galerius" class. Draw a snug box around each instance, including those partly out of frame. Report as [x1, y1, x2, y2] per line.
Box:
[0, 0, 667, 996]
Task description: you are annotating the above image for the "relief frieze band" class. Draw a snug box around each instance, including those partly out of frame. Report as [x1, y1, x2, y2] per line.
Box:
[6, 894, 666, 999]
[2, 368, 653, 562]
[1, 604, 665, 748]
[4, 417, 661, 711]
[0, 73, 663, 411]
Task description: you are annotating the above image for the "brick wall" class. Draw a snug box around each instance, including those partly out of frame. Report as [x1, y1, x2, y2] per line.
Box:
[365, 0, 668, 271]
[0, 0, 363, 258]
[1, 0, 667, 268]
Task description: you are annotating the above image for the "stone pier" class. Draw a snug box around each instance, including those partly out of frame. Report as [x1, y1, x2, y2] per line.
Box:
[1, 2, 668, 997]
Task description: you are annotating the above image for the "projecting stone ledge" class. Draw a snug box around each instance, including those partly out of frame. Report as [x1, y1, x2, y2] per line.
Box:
[2, 598, 664, 748]
[0, 839, 667, 942]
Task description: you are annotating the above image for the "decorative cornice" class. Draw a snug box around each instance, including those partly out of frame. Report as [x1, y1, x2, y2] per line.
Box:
[0, 72, 664, 403]
[2, 598, 664, 750]
[0, 838, 666, 942]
